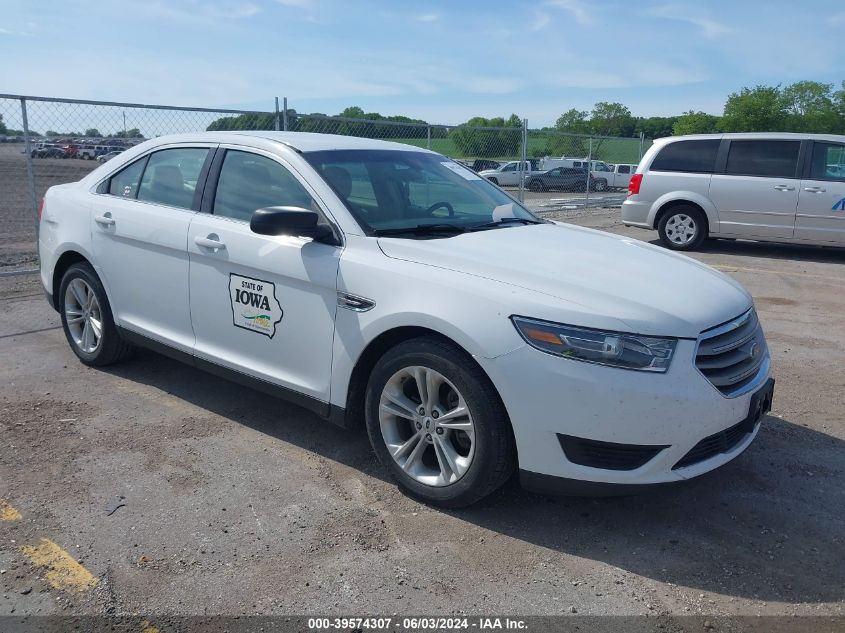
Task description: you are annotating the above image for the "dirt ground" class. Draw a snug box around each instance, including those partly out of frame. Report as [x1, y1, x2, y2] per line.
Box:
[0, 206, 843, 624]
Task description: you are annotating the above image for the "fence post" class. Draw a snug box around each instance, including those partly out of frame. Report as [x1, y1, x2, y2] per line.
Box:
[519, 118, 528, 202]
[20, 98, 38, 241]
[426, 125, 431, 150]
[282, 97, 289, 131]
[639, 131, 645, 162]
[585, 136, 592, 209]
[274, 97, 281, 131]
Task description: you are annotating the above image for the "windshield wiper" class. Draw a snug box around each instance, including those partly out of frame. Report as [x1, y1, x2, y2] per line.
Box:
[373, 223, 469, 236]
[469, 217, 545, 231]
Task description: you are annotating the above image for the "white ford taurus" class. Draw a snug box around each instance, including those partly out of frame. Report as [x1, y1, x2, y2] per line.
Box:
[38, 132, 774, 507]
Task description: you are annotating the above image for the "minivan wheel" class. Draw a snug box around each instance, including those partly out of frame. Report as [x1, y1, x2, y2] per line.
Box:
[59, 263, 135, 366]
[365, 337, 515, 508]
[657, 206, 707, 250]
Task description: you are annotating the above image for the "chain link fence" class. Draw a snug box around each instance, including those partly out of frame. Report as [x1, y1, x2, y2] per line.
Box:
[0, 94, 651, 276]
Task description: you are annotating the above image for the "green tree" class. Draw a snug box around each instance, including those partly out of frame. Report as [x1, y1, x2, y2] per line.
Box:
[554, 108, 589, 134]
[635, 116, 678, 139]
[84, 128, 102, 137]
[449, 114, 522, 158]
[206, 113, 277, 131]
[721, 85, 786, 132]
[0, 114, 7, 135]
[589, 102, 635, 137]
[780, 81, 839, 133]
[673, 111, 721, 135]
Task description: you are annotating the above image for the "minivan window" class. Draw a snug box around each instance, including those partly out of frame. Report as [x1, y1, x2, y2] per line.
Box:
[725, 140, 800, 179]
[650, 139, 720, 173]
[213, 150, 316, 222]
[107, 156, 147, 198]
[137, 148, 209, 209]
[809, 142, 845, 181]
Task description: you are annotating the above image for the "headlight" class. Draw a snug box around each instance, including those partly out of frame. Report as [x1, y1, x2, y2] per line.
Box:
[512, 316, 676, 373]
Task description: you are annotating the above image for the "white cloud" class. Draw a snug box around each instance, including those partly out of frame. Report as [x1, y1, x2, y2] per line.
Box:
[415, 13, 439, 22]
[648, 4, 730, 38]
[829, 13, 845, 25]
[545, 0, 594, 26]
[0, 27, 10, 35]
[530, 12, 551, 31]
[274, 0, 314, 7]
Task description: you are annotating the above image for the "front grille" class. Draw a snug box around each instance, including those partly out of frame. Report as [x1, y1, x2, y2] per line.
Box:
[696, 309, 767, 396]
[673, 415, 756, 469]
[558, 435, 668, 471]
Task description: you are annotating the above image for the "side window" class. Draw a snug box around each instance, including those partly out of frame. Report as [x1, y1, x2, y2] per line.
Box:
[548, 168, 561, 175]
[809, 142, 845, 181]
[650, 139, 720, 173]
[617, 165, 631, 174]
[137, 148, 209, 209]
[213, 150, 315, 222]
[107, 157, 147, 198]
[725, 140, 800, 178]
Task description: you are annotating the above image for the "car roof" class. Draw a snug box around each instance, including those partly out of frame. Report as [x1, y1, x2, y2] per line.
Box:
[655, 132, 845, 145]
[143, 131, 437, 154]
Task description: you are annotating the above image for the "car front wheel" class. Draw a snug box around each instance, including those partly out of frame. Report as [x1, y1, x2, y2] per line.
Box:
[657, 206, 707, 250]
[59, 263, 135, 366]
[365, 336, 515, 507]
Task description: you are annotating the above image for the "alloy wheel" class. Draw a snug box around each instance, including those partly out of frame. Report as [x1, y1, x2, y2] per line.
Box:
[64, 278, 103, 354]
[378, 365, 475, 487]
[665, 213, 697, 246]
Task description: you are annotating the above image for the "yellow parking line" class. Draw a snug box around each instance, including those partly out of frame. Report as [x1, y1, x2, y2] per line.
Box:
[20, 538, 98, 592]
[0, 500, 22, 521]
[713, 264, 836, 281]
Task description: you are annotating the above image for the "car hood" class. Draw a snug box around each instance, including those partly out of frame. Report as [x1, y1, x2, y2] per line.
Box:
[377, 223, 752, 338]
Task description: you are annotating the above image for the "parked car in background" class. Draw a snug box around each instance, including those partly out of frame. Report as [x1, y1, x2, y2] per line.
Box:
[525, 167, 596, 192]
[78, 145, 98, 160]
[622, 133, 845, 250]
[605, 163, 637, 189]
[470, 159, 502, 172]
[478, 160, 547, 186]
[97, 150, 123, 163]
[38, 131, 773, 507]
[31, 145, 65, 158]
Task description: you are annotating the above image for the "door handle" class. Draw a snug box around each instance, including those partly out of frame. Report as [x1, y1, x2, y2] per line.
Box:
[773, 185, 795, 191]
[194, 235, 226, 250]
[803, 186, 826, 193]
[94, 213, 115, 227]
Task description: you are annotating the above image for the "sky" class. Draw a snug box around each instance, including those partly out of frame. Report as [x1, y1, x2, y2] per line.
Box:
[1, 0, 844, 127]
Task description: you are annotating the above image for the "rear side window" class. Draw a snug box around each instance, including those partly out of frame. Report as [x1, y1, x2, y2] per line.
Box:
[107, 157, 147, 198]
[725, 140, 800, 178]
[617, 165, 631, 174]
[650, 139, 720, 173]
[137, 148, 209, 209]
[809, 142, 845, 181]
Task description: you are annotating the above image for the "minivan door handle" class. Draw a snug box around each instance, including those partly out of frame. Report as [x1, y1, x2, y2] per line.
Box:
[803, 186, 826, 193]
[773, 184, 795, 191]
[94, 212, 115, 227]
[194, 235, 226, 250]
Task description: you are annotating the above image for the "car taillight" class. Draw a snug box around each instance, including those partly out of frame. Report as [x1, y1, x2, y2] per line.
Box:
[628, 173, 642, 197]
[38, 198, 45, 221]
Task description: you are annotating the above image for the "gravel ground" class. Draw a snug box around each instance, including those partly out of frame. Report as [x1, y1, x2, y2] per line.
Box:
[0, 198, 843, 624]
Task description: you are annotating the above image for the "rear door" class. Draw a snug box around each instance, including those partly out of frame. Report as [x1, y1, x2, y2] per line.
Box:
[709, 139, 802, 238]
[187, 146, 342, 407]
[794, 140, 845, 243]
[90, 145, 214, 351]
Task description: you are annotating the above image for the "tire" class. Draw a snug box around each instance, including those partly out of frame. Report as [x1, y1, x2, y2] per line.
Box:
[365, 336, 516, 508]
[528, 179, 544, 192]
[487, 177, 498, 185]
[59, 263, 135, 366]
[657, 205, 708, 251]
[592, 179, 608, 192]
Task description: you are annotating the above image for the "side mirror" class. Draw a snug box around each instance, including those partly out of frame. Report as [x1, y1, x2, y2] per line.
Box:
[250, 206, 336, 243]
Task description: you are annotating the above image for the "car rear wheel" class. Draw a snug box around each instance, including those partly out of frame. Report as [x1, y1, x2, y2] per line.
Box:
[592, 178, 608, 192]
[59, 263, 135, 366]
[657, 206, 707, 251]
[365, 336, 515, 508]
[528, 179, 544, 192]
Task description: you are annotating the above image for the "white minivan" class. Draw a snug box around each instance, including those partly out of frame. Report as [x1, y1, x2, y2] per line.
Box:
[622, 133, 845, 250]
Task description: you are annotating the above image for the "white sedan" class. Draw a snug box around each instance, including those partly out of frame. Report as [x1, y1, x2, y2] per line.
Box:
[38, 132, 773, 507]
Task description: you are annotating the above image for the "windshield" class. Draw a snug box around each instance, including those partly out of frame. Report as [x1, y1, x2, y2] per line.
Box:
[303, 149, 540, 234]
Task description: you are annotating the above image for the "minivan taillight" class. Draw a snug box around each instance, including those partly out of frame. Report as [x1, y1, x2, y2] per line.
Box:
[38, 197, 45, 221]
[628, 173, 642, 197]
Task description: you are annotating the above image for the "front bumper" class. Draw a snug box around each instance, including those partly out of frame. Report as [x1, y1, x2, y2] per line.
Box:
[476, 339, 772, 489]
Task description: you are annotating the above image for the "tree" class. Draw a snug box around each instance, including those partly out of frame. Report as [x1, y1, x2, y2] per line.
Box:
[721, 85, 786, 132]
[0, 114, 6, 135]
[635, 116, 678, 139]
[84, 128, 102, 137]
[206, 113, 277, 131]
[449, 114, 522, 158]
[673, 111, 720, 135]
[554, 108, 589, 134]
[589, 102, 635, 138]
[780, 81, 840, 133]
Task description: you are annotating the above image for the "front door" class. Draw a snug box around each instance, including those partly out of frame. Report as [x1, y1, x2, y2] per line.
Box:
[187, 147, 341, 407]
[795, 140, 845, 243]
[709, 139, 801, 239]
[90, 145, 213, 351]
